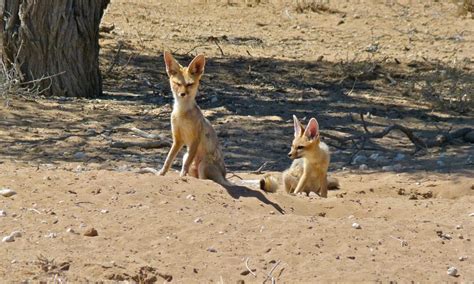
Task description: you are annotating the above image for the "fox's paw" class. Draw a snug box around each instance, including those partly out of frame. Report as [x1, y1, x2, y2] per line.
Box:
[158, 168, 167, 176]
[179, 170, 188, 177]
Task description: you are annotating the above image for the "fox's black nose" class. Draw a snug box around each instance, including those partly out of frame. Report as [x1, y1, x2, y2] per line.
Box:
[287, 153, 292, 157]
[180, 93, 186, 97]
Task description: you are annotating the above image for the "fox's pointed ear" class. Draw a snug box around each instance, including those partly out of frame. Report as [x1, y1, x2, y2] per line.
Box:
[304, 118, 320, 141]
[164, 51, 180, 76]
[188, 54, 205, 76]
[293, 115, 304, 137]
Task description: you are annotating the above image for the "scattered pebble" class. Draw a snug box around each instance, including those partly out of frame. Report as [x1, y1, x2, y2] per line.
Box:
[359, 164, 368, 170]
[447, 266, 458, 277]
[0, 210, 6, 217]
[469, 213, 474, 217]
[66, 228, 76, 234]
[458, 256, 467, 261]
[456, 225, 463, 230]
[194, 217, 203, 224]
[11, 259, 17, 264]
[100, 209, 109, 214]
[186, 194, 196, 200]
[0, 188, 17, 197]
[2, 235, 15, 242]
[348, 215, 354, 219]
[269, 211, 275, 215]
[10, 231, 22, 238]
[308, 192, 318, 198]
[352, 223, 362, 229]
[206, 247, 217, 253]
[73, 151, 86, 160]
[45, 232, 57, 239]
[84, 228, 98, 237]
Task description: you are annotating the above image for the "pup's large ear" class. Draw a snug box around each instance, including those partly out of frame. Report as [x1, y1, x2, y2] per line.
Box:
[188, 54, 205, 76]
[164, 51, 181, 76]
[293, 115, 304, 137]
[304, 118, 320, 141]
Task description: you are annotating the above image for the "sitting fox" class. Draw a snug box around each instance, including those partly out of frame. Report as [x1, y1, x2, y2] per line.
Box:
[260, 115, 339, 197]
[158, 51, 229, 186]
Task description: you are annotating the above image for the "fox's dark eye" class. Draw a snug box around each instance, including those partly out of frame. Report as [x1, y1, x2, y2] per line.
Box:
[174, 82, 182, 87]
[297, 146, 304, 150]
[186, 83, 194, 88]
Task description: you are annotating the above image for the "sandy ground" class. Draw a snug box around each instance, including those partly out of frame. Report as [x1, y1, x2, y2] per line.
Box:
[1, 0, 473, 282]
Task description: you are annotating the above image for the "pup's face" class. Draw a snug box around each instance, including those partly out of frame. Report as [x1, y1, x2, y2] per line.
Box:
[288, 115, 320, 160]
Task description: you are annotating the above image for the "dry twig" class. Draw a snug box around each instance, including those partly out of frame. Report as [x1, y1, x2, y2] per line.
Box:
[245, 257, 257, 277]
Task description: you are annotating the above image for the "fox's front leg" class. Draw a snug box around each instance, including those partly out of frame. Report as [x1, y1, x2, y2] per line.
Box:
[159, 140, 184, 176]
[319, 172, 328, 198]
[293, 171, 308, 194]
[180, 141, 199, 177]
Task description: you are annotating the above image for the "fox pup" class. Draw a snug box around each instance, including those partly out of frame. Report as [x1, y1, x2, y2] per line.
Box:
[260, 115, 339, 197]
[159, 52, 228, 185]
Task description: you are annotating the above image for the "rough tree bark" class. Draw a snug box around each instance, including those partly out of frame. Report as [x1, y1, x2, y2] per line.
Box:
[1, 0, 110, 97]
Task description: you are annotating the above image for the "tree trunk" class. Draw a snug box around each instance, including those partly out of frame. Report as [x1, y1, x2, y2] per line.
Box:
[1, 0, 110, 97]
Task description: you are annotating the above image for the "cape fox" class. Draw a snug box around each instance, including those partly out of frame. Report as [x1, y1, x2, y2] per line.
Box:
[260, 115, 339, 197]
[158, 52, 229, 186]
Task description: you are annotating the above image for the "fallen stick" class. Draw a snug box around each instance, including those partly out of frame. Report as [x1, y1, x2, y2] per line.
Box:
[263, 260, 282, 284]
[250, 162, 268, 174]
[325, 114, 473, 152]
[245, 257, 257, 277]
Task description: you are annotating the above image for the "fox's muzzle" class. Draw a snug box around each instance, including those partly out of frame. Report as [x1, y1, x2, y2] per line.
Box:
[288, 150, 299, 159]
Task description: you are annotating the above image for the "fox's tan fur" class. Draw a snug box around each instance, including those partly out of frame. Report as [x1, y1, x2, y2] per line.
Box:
[159, 52, 228, 185]
[260, 115, 339, 197]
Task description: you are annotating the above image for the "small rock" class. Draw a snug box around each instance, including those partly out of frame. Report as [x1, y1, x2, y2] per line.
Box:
[447, 266, 458, 276]
[456, 225, 463, 230]
[84, 228, 98, 237]
[359, 164, 368, 170]
[0, 188, 16, 197]
[352, 222, 361, 229]
[186, 194, 195, 200]
[269, 211, 275, 215]
[459, 256, 467, 261]
[240, 269, 256, 276]
[73, 151, 86, 160]
[352, 155, 367, 165]
[382, 165, 394, 171]
[10, 231, 22, 238]
[394, 153, 406, 161]
[348, 215, 354, 219]
[0, 210, 6, 217]
[100, 209, 109, 214]
[11, 259, 17, 264]
[308, 192, 318, 198]
[206, 247, 217, 253]
[66, 228, 76, 234]
[2, 235, 15, 242]
[45, 232, 57, 238]
[194, 217, 203, 224]
[469, 213, 474, 217]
